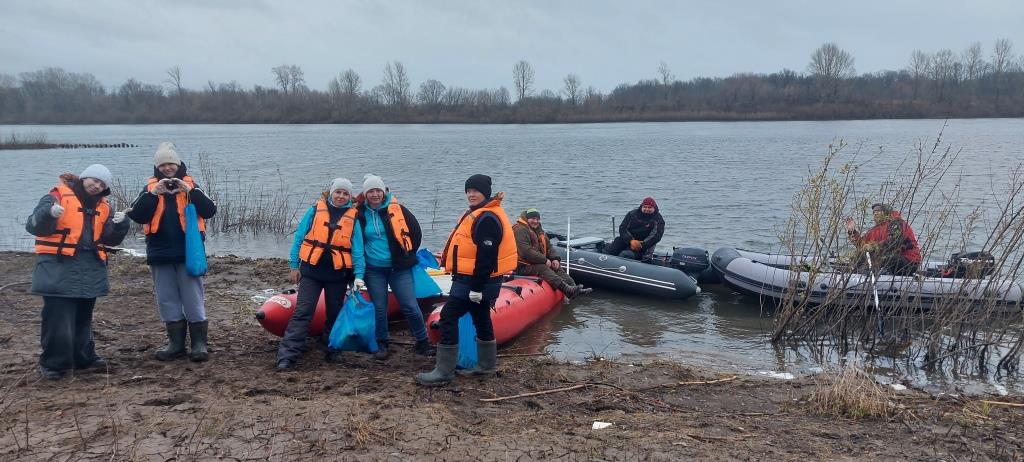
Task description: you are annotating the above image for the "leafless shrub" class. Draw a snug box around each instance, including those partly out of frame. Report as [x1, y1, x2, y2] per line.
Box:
[808, 364, 898, 420]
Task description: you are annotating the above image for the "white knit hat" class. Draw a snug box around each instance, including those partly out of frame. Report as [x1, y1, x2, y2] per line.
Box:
[329, 177, 354, 195]
[362, 174, 386, 194]
[153, 142, 181, 167]
[79, 164, 113, 187]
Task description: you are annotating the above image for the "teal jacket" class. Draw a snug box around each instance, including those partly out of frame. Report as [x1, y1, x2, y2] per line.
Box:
[289, 198, 364, 274]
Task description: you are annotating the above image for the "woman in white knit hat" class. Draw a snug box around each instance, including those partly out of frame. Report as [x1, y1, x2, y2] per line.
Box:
[26, 164, 131, 380]
[352, 174, 434, 360]
[275, 177, 365, 371]
[126, 142, 217, 362]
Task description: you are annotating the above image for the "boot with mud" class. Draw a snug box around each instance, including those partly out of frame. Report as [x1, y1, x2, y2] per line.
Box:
[416, 343, 458, 386]
[188, 320, 209, 362]
[413, 339, 436, 356]
[457, 338, 497, 377]
[154, 320, 187, 361]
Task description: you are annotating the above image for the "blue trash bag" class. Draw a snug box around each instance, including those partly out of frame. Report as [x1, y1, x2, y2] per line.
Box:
[328, 290, 379, 353]
[184, 203, 208, 277]
[417, 248, 440, 269]
[456, 313, 478, 369]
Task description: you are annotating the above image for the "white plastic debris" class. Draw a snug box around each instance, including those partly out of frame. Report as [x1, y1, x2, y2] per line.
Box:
[757, 371, 795, 380]
[592, 421, 612, 430]
[889, 384, 907, 391]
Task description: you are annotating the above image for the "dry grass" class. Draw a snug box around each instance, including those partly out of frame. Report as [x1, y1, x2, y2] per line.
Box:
[807, 365, 898, 420]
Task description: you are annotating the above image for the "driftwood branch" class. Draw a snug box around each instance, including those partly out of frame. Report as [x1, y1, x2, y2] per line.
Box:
[480, 384, 588, 402]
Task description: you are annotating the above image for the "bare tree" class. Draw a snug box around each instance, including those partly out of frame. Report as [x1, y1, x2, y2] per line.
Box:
[961, 42, 985, 82]
[807, 43, 855, 101]
[930, 49, 957, 101]
[340, 69, 361, 96]
[991, 38, 1015, 104]
[418, 79, 446, 106]
[272, 65, 292, 95]
[286, 65, 305, 94]
[657, 61, 675, 86]
[512, 60, 535, 102]
[380, 61, 411, 106]
[562, 73, 582, 105]
[0, 73, 15, 89]
[165, 65, 184, 100]
[907, 50, 931, 100]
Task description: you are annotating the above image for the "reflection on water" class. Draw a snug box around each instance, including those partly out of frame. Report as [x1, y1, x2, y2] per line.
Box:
[3, 120, 1023, 394]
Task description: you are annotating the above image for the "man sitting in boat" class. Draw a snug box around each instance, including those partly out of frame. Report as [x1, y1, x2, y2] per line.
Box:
[602, 197, 665, 261]
[512, 208, 592, 299]
[844, 203, 922, 276]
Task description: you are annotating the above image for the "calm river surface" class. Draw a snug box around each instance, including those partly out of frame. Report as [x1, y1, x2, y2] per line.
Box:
[2, 120, 1022, 393]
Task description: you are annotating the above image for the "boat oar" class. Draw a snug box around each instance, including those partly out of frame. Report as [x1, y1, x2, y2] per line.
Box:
[865, 251, 884, 336]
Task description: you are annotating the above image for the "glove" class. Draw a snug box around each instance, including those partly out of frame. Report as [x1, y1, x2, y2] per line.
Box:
[112, 211, 126, 223]
[353, 278, 366, 291]
[468, 291, 483, 303]
[173, 178, 192, 193]
[50, 204, 65, 218]
[629, 239, 643, 252]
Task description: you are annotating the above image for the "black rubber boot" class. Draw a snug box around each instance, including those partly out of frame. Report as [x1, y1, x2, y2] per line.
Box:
[154, 320, 187, 361]
[416, 344, 458, 387]
[456, 338, 497, 377]
[413, 339, 436, 356]
[373, 341, 390, 361]
[188, 321, 209, 362]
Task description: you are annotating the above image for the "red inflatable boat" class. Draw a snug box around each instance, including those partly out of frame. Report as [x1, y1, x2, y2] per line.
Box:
[425, 277, 564, 345]
[256, 290, 445, 338]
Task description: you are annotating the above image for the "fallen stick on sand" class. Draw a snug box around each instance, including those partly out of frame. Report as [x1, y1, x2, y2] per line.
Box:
[497, 353, 548, 358]
[980, 400, 1024, 408]
[480, 384, 588, 402]
[634, 376, 739, 391]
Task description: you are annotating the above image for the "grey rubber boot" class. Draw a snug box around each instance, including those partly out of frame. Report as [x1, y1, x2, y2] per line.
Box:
[457, 338, 497, 376]
[416, 343, 458, 387]
[154, 320, 188, 361]
[188, 321, 209, 362]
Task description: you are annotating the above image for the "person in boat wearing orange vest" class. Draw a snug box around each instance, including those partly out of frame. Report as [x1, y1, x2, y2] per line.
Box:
[417, 174, 517, 387]
[844, 202, 922, 276]
[512, 208, 592, 299]
[602, 197, 665, 261]
[26, 164, 131, 380]
[126, 143, 217, 362]
[276, 178, 365, 371]
[352, 174, 435, 360]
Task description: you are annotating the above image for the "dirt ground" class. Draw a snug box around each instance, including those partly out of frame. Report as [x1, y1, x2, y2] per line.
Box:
[1, 250, 1023, 461]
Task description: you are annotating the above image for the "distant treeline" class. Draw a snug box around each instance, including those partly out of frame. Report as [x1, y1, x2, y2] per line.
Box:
[2, 40, 1024, 124]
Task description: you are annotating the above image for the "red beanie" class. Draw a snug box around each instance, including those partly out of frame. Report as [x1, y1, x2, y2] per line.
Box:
[641, 197, 657, 208]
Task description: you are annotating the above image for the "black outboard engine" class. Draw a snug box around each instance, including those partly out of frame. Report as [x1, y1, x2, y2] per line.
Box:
[944, 251, 996, 279]
[670, 247, 711, 274]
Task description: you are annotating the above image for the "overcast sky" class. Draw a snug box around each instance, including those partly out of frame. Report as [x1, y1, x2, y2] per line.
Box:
[2, 0, 1022, 94]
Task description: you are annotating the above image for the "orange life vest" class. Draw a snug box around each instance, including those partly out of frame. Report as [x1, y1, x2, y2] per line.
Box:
[34, 180, 110, 261]
[299, 198, 358, 270]
[143, 176, 206, 235]
[383, 197, 415, 253]
[513, 217, 549, 266]
[440, 195, 517, 277]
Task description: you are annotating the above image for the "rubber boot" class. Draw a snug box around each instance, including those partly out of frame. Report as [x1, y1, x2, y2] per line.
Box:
[413, 339, 436, 356]
[457, 338, 497, 377]
[416, 344, 458, 387]
[188, 321, 209, 362]
[154, 320, 187, 361]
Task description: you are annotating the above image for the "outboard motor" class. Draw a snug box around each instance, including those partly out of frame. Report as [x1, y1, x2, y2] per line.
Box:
[670, 247, 711, 274]
[944, 251, 996, 279]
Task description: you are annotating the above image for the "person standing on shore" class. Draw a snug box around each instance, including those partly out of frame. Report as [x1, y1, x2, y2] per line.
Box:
[276, 178, 363, 371]
[126, 142, 217, 362]
[417, 174, 517, 387]
[26, 164, 131, 380]
[352, 175, 435, 360]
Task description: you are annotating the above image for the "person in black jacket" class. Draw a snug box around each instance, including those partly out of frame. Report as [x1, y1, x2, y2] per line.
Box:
[126, 142, 217, 362]
[603, 197, 665, 261]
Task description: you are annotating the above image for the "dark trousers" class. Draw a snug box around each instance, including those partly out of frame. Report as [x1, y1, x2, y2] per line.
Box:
[277, 276, 347, 362]
[39, 296, 98, 372]
[602, 237, 655, 261]
[437, 296, 495, 345]
[517, 263, 576, 290]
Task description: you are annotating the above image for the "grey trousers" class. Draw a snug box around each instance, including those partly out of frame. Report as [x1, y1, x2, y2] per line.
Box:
[39, 296, 98, 372]
[151, 263, 206, 323]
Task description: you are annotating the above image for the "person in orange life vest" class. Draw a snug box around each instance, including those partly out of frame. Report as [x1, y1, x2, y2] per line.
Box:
[513, 208, 592, 299]
[126, 142, 217, 362]
[417, 174, 517, 387]
[276, 178, 365, 371]
[26, 164, 130, 380]
[844, 203, 922, 276]
[352, 174, 435, 361]
[602, 197, 665, 261]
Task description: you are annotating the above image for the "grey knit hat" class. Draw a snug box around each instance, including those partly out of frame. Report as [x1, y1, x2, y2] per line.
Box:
[329, 177, 354, 195]
[153, 142, 182, 167]
[362, 174, 386, 194]
[79, 164, 113, 187]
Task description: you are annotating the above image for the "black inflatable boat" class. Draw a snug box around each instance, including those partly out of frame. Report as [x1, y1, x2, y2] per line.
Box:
[552, 237, 701, 300]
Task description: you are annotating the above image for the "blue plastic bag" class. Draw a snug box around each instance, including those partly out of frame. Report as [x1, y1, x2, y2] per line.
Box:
[456, 313, 478, 369]
[416, 249, 440, 269]
[184, 203, 208, 277]
[328, 290, 379, 353]
[411, 249, 443, 298]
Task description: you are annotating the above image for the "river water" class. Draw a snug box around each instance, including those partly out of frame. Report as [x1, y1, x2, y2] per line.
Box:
[2, 120, 1022, 394]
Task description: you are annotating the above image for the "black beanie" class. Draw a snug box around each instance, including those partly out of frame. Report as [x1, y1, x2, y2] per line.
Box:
[465, 174, 492, 198]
